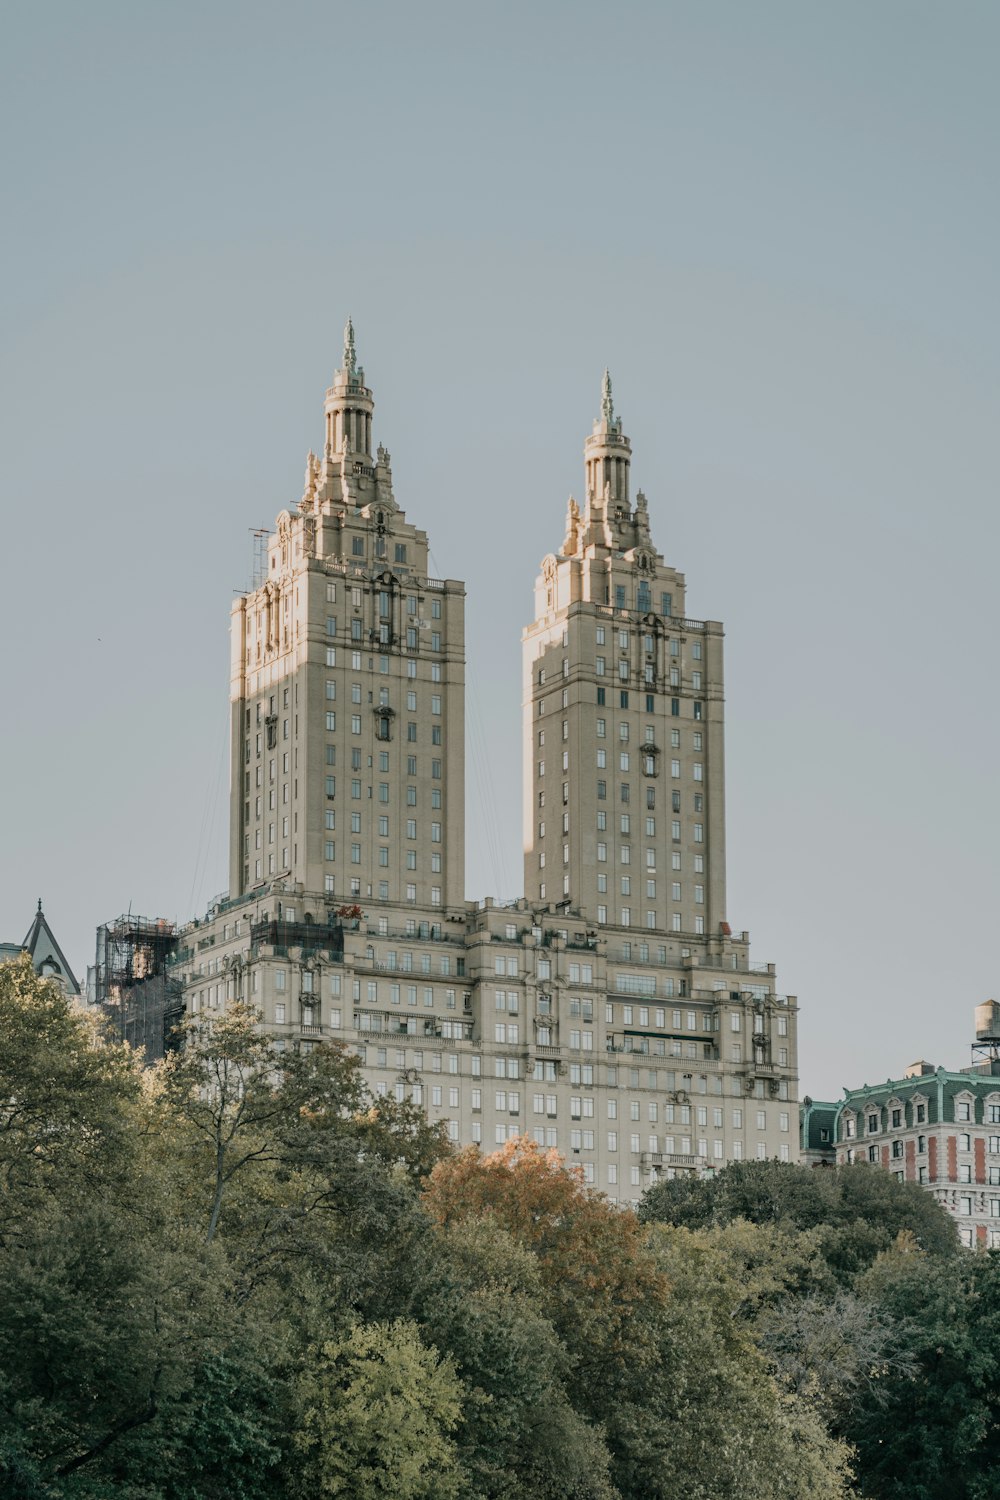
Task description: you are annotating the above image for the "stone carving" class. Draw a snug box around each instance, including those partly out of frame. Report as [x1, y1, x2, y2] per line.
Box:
[601, 367, 614, 425]
[562, 495, 580, 554]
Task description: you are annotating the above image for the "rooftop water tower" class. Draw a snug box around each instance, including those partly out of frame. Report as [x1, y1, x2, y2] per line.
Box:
[971, 1000, 1000, 1071]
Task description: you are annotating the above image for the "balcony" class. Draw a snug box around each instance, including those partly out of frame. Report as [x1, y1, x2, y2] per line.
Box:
[250, 919, 344, 959]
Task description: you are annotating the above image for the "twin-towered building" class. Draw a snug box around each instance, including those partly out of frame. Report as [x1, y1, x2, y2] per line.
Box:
[166, 323, 799, 1198]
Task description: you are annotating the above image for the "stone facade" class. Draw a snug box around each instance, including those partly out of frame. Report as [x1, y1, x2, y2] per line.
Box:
[172, 329, 799, 1202]
[522, 371, 725, 936]
[819, 1058, 1000, 1248]
[228, 319, 465, 914]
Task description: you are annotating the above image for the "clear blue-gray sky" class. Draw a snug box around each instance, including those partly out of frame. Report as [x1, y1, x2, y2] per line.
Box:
[2, 1, 997, 1100]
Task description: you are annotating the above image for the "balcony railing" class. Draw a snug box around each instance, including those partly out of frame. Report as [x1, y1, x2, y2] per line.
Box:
[250, 920, 344, 958]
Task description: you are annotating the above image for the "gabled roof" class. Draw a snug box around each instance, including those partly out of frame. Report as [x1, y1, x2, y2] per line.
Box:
[17, 901, 80, 996]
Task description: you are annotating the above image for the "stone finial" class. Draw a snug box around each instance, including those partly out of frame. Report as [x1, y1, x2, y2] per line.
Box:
[302, 451, 319, 506]
[601, 368, 614, 425]
[343, 316, 357, 375]
[563, 495, 580, 553]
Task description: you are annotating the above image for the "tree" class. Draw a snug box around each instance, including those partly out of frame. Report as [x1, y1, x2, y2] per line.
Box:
[290, 1320, 464, 1500]
[0, 962, 285, 1498]
[635, 1223, 854, 1500]
[424, 1138, 668, 1402]
[840, 1244, 1000, 1500]
[639, 1159, 957, 1279]
[0, 954, 139, 1224]
[425, 1141, 853, 1500]
[757, 1282, 918, 1430]
[409, 1216, 617, 1500]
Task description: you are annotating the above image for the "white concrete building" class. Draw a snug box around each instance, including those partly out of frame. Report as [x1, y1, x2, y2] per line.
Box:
[172, 329, 799, 1200]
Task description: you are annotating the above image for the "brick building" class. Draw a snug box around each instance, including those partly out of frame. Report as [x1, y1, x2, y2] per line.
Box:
[806, 1004, 1000, 1246]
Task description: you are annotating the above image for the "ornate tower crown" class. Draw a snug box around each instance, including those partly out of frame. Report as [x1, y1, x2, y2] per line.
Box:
[584, 368, 631, 509]
[324, 317, 374, 460]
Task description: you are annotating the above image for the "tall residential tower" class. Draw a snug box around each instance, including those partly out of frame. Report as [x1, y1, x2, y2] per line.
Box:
[523, 373, 725, 938]
[167, 338, 799, 1198]
[228, 321, 465, 914]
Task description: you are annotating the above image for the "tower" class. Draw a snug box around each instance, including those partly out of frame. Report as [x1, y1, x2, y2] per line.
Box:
[228, 322, 466, 915]
[168, 346, 798, 1198]
[523, 373, 725, 939]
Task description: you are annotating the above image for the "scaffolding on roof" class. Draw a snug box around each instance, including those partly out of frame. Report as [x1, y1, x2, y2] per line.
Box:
[94, 914, 183, 1061]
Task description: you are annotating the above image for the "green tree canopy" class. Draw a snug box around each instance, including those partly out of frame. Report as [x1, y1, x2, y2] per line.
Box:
[639, 1158, 957, 1279]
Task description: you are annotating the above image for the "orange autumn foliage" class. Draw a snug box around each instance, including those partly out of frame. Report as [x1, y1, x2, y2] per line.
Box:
[423, 1138, 669, 1389]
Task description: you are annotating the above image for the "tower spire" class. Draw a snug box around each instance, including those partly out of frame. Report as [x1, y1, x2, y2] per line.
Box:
[584, 368, 630, 511]
[601, 368, 614, 425]
[324, 317, 374, 461]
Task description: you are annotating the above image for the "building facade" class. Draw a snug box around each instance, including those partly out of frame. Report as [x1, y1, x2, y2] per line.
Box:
[169, 328, 799, 1201]
[228, 319, 465, 914]
[522, 371, 725, 937]
[805, 1005, 1000, 1246]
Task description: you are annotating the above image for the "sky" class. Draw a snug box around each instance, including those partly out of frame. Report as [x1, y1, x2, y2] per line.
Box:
[2, 1, 998, 1101]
